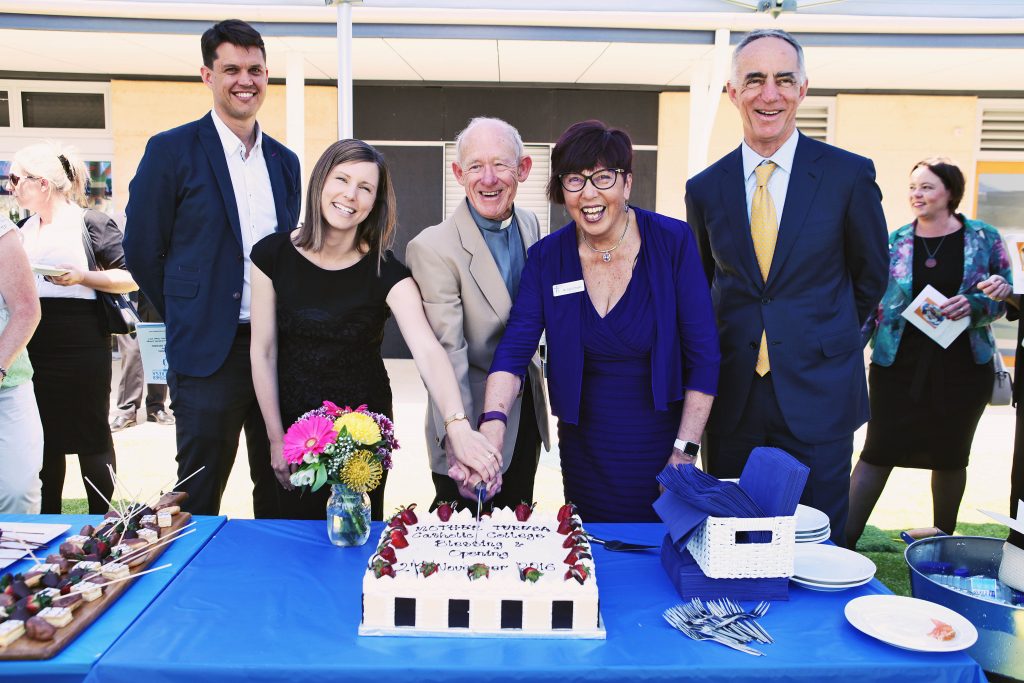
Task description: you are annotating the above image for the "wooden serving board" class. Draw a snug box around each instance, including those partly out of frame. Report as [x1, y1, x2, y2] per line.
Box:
[0, 511, 192, 660]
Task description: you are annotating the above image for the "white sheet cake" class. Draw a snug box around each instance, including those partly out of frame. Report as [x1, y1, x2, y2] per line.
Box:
[359, 505, 603, 638]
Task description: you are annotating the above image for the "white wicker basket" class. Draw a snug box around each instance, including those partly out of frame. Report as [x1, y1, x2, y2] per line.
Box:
[685, 515, 796, 579]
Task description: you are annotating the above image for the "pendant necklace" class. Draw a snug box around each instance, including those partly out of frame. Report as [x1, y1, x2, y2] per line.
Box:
[917, 231, 949, 269]
[581, 209, 630, 263]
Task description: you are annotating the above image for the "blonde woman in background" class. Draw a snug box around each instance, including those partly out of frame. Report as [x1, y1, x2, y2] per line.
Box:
[0, 215, 42, 512]
[11, 142, 137, 513]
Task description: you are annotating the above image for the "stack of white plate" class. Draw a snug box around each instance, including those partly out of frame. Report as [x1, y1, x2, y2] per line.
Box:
[795, 504, 830, 543]
[791, 544, 877, 591]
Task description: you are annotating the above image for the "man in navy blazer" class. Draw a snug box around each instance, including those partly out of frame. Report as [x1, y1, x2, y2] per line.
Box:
[124, 19, 301, 516]
[685, 29, 888, 543]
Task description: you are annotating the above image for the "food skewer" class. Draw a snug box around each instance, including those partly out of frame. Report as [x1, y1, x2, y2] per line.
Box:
[63, 563, 173, 599]
[78, 527, 195, 584]
[82, 477, 120, 517]
[142, 467, 205, 511]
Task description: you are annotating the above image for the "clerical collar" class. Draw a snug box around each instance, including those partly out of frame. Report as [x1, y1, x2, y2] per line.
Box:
[466, 199, 514, 233]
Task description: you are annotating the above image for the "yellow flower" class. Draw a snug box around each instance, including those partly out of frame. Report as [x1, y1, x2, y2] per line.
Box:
[340, 450, 383, 492]
[334, 412, 382, 445]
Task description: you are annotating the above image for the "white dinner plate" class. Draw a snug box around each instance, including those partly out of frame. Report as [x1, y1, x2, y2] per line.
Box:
[793, 543, 876, 584]
[795, 504, 830, 534]
[791, 575, 872, 591]
[31, 263, 69, 277]
[844, 595, 978, 652]
[796, 530, 830, 544]
[0, 522, 71, 570]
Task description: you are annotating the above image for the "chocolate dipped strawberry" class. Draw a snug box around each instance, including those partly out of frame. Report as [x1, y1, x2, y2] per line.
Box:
[467, 563, 490, 581]
[564, 563, 590, 584]
[514, 501, 535, 522]
[519, 566, 543, 583]
[389, 529, 409, 549]
[436, 501, 454, 522]
[399, 504, 418, 526]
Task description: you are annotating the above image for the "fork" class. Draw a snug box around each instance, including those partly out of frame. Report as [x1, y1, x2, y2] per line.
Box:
[715, 599, 773, 644]
[663, 607, 764, 656]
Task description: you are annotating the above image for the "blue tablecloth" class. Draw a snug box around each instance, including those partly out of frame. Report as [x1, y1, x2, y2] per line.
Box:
[0, 514, 225, 683]
[85, 520, 986, 683]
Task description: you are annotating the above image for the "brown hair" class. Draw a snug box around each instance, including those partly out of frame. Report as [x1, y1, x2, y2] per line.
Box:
[201, 19, 265, 68]
[294, 139, 397, 271]
[547, 120, 633, 205]
[912, 157, 965, 213]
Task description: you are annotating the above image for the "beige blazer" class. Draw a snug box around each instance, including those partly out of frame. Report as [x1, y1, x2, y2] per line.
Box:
[406, 200, 551, 476]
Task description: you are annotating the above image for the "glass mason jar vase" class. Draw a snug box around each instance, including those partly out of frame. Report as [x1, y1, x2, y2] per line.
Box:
[326, 483, 371, 547]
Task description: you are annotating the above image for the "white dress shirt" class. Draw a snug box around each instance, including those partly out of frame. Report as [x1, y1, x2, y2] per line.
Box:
[210, 109, 278, 322]
[21, 203, 94, 300]
[741, 128, 800, 225]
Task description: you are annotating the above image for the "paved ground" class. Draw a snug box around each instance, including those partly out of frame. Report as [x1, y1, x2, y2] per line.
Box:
[62, 358, 1017, 530]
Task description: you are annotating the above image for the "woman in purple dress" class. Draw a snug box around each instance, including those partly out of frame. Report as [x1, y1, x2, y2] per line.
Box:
[479, 121, 720, 521]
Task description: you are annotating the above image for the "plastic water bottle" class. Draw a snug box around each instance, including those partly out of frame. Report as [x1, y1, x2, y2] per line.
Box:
[967, 575, 999, 599]
[951, 567, 971, 593]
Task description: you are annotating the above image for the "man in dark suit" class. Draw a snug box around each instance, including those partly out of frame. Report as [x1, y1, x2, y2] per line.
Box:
[124, 19, 301, 516]
[685, 28, 888, 543]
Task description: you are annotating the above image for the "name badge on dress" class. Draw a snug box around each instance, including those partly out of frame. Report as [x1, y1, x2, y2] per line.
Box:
[552, 280, 585, 297]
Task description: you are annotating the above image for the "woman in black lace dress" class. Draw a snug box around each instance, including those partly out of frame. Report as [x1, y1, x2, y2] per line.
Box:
[250, 140, 501, 520]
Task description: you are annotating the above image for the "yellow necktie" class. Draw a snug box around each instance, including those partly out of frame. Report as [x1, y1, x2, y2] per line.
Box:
[751, 161, 777, 376]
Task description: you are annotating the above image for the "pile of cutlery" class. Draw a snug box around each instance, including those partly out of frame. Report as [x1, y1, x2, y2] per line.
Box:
[663, 598, 772, 656]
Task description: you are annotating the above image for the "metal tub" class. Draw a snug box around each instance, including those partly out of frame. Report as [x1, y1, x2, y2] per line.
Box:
[905, 535, 1024, 681]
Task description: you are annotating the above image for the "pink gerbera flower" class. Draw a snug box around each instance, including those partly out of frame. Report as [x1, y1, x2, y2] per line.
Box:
[282, 415, 336, 464]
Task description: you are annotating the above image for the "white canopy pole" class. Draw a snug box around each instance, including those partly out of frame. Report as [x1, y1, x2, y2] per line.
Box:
[687, 29, 731, 179]
[334, 0, 359, 139]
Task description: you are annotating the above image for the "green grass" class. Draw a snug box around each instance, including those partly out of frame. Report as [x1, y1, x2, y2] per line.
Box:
[859, 522, 1009, 596]
[62, 499, 88, 514]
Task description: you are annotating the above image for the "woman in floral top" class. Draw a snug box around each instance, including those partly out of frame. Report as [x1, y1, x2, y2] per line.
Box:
[847, 158, 1011, 548]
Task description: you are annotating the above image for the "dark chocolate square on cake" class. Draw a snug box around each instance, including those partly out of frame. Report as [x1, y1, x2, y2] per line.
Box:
[552, 600, 574, 629]
[500, 600, 523, 629]
[394, 597, 416, 627]
[448, 599, 470, 628]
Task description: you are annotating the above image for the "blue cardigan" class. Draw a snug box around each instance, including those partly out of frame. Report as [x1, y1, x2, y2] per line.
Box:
[489, 206, 720, 425]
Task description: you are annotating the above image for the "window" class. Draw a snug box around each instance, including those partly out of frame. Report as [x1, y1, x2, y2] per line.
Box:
[796, 96, 834, 144]
[22, 92, 105, 129]
[0, 80, 114, 216]
[976, 161, 1024, 232]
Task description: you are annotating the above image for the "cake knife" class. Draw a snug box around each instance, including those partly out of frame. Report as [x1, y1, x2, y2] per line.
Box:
[473, 480, 486, 543]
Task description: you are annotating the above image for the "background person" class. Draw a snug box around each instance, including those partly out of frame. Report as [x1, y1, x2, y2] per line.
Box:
[250, 139, 501, 520]
[0, 215, 43, 513]
[12, 142, 137, 513]
[847, 158, 1010, 547]
[109, 292, 174, 432]
[978, 273, 1023, 552]
[482, 120, 719, 522]
[124, 19, 301, 517]
[406, 117, 550, 512]
[685, 28, 889, 544]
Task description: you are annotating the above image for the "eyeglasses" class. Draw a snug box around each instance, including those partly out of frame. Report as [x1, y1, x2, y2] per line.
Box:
[559, 168, 626, 192]
[7, 173, 40, 189]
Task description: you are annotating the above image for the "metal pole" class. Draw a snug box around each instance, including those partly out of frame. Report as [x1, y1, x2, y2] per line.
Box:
[337, 1, 354, 139]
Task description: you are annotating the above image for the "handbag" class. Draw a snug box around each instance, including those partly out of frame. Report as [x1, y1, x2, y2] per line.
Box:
[991, 348, 1013, 406]
[79, 215, 140, 336]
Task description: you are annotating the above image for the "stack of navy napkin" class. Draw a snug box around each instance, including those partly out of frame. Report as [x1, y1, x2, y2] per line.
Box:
[655, 447, 809, 601]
